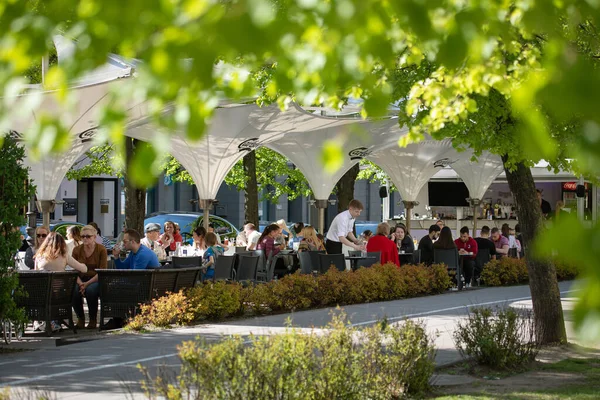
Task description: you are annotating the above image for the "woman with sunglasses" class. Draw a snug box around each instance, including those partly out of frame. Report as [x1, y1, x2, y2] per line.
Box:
[71, 225, 108, 329]
[24, 226, 50, 269]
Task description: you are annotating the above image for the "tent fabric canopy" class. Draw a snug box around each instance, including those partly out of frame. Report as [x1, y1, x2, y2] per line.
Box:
[126, 104, 289, 200]
[257, 103, 407, 200]
[367, 137, 455, 202]
[449, 150, 504, 200]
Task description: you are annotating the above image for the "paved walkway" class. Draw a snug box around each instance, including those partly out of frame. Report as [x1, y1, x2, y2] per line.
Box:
[0, 281, 578, 399]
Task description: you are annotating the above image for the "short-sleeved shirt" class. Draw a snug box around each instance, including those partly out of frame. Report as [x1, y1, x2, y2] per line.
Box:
[203, 246, 224, 269]
[247, 230, 261, 249]
[326, 210, 355, 243]
[493, 235, 510, 251]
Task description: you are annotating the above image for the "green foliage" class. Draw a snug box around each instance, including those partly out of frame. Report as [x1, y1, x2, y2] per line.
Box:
[454, 307, 540, 370]
[139, 313, 435, 399]
[481, 257, 580, 287]
[128, 263, 451, 330]
[0, 138, 34, 324]
[187, 281, 244, 321]
[127, 291, 194, 330]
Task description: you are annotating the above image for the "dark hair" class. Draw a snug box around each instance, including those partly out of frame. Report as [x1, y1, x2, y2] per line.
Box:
[491, 227, 500, 234]
[293, 222, 304, 234]
[395, 223, 411, 237]
[348, 199, 364, 210]
[459, 226, 469, 235]
[316, 233, 325, 242]
[258, 224, 280, 245]
[536, 189, 542, 194]
[208, 223, 215, 229]
[429, 224, 441, 234]
[205, 232, 217, 246]
[124, 229, 142, 244]
[501, 223, 510, 238]
[193, 226, 207, 237]
[480, 225, 490, 235]
[515, 224, 520, 233]
[434, 226, 456, 250]
[363, 230, 372, 237]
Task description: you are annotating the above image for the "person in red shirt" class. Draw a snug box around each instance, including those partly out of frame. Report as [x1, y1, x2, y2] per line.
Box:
[366, 222, 400, 267]
[454, 226, 478, 287]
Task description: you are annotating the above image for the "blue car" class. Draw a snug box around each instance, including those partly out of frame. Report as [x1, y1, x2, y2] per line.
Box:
[144, 212, 239, 244]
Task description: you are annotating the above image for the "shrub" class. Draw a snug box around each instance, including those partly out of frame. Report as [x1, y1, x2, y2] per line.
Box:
[127, 291, 194, 330]
[268, 272, 319, 311]
[554, 260, 580, 281]
[138, 313, 436, 399]
[480, 257, 528, 286]
[427, 263, 454, 293]
[188, 281, 244, 320]
[453, 306, 540, 369]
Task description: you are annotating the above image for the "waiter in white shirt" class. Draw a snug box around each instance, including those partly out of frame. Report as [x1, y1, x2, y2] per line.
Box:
[325, 199, 366, 254]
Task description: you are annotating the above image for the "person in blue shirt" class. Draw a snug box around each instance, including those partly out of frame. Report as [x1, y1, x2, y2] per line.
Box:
[202, 232, 224, 281]
[112, 229, 160, 270]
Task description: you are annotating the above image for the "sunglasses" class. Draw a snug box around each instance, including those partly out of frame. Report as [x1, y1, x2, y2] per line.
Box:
[81, 235, 94, 239]
[37, 234, 48, 239]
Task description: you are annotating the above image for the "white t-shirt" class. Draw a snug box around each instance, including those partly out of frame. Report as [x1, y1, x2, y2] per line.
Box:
[247, 230, 261, 249]
[326, 210, 355, 243]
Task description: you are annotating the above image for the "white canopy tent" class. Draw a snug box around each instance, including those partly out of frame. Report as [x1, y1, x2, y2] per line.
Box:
[255, 103, 407, 232]
[126, 103, 292, 229]
[367, 137, 455, 231]
[4, 37, 136, 226]
[449, 150, 505, 231]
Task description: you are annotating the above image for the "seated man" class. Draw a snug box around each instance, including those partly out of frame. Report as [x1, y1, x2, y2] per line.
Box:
[105, 229, 160, 330]
[474, 225, 497, 281]
[418, 224, 440, 266]
[491, 227, 510, 258]
[140, 223, 168, 260]
[454, 226, 478, 287]
[112, 229, 160, 270]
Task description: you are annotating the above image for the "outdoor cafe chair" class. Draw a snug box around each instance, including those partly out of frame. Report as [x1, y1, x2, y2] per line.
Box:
[172, 256, 201, 269]
[355, 251, 380, 269]
[214, 255, 236, 281]
[236, 255, 259, 283]
[434, 248, 462, 289]
[318, 254, 346, 273]
[412, 249, 421, 264]
[298, 251, 314, 274]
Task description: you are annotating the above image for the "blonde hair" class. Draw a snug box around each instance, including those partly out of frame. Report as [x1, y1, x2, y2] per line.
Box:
[301, 226, 322, 247]
[35, 232, 66, 261]
[81, 225, 97, 235]
[376, 222, 390, 236]
[34, 226, 50, 249]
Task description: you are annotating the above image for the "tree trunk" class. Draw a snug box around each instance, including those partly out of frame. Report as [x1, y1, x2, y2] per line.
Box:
[336, 163, 360, 213]
[125, 138, 146, 234]
[243, 151, 259, 227]
[502, 156, 566, 344]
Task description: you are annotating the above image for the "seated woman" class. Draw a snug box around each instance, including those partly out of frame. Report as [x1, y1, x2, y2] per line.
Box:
[297, 226, 325, 252]
[24, 226, 50, 269]
[71, 225, 108, 329]
[192, 226, 207, 255]
[256, 224, 282, 258]
[361, 230, 373, 244]
[391, 224, 415, 253]
[35, 232, 88, 273]
[201, 232, 224, 281]
[159, 220, 183, 255]
[366, 223, 400, 267]
[66, 225, 83, 256]
[433, 226, 457, 250]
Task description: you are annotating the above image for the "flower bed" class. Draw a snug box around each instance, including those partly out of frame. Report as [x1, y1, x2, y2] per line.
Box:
[128, 263, 452, 329]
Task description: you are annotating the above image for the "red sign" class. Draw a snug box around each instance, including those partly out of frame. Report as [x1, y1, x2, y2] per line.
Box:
[562, 182, 588, 191]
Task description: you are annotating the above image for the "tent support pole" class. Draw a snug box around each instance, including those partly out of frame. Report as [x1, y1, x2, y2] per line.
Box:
[315, 199, 328, 235]
[469, 198, 481, 234]
[402, 201, 417, 233]
[199, 199, 213, 230]
[36, 200, 55, 228]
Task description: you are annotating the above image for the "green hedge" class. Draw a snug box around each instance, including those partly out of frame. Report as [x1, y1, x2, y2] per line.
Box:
[128, 263, 452, 329]
[481, 257, 581, 286]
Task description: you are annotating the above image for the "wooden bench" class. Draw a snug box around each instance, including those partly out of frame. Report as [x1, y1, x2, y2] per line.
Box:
[16, 271, 79, 336]
[97, 268, 201, 330]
